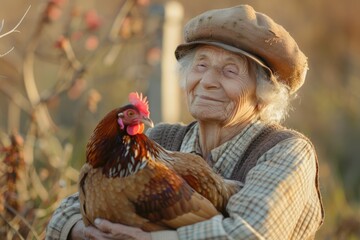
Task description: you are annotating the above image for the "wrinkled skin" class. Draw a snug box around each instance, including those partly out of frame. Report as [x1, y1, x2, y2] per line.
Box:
[186, 45, 258, 125]
[185, 45, 259, 159]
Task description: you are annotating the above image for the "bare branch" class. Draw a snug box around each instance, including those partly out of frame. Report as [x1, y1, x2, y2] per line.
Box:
[0, 5, 31, 39]
[4, 203, 41, 240]
[108, 0, 136, 41]
[0, 81, 32, 115]
[0, 19, 4, 32]
[0, 46, 14, 57]
[0, 214, 25, 240]
[104, 0, 136, 65]
[0, 5, 31, 57]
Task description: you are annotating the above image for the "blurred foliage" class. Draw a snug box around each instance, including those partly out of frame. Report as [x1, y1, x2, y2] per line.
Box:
[0, 0, 162, 238]
[0, 0, 359, 239]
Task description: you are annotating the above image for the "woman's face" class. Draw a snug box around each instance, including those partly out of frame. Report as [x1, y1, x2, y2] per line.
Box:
[185, 45, 258, 125]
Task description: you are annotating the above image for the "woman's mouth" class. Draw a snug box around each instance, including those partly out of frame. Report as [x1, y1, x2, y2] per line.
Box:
[196, 94, 223, 103]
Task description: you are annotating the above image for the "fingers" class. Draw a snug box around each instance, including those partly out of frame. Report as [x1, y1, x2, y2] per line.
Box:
[94, 218, 113, 233]
[85, 218, 151, 240]
[84, 225, 104, 240]
[84, 219, 118, 240]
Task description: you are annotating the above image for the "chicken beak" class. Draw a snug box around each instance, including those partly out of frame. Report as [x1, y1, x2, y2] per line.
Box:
[141, 116, 154, 128]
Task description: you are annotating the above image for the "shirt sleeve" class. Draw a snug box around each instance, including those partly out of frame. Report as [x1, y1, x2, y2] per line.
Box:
[176, 137, 322, 240]
[45, 192, 82, 240]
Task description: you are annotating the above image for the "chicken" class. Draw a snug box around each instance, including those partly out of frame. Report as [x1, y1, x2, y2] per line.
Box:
[79, 92, 241, 231]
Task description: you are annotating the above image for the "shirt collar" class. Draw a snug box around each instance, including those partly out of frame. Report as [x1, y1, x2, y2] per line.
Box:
[180, 120, 266, 175]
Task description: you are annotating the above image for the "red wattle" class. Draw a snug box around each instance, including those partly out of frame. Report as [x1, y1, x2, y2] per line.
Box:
[127, 123, 145, 135]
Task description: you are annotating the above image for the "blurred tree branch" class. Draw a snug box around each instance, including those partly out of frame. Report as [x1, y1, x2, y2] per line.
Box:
[0, 0, 161, 238]
[104, 0, 136, 65]
[0, 6, 31, 57]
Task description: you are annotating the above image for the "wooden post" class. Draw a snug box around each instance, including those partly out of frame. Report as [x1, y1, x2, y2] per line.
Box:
[161, 1, 184, 123]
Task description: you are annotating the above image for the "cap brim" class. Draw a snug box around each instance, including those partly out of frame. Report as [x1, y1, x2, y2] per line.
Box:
[175, 40, 273, 76]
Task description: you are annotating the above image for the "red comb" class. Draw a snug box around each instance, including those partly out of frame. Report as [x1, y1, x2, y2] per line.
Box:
[128, 92, 150, 117]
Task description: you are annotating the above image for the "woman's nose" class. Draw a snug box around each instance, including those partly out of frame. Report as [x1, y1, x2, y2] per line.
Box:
[200, 68, 220, 89]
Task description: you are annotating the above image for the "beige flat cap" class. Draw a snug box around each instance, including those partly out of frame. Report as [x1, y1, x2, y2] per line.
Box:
[175, 5, 308, 94]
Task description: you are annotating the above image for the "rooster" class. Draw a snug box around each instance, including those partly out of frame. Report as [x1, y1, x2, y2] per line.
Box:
[79, 92, 241, 231]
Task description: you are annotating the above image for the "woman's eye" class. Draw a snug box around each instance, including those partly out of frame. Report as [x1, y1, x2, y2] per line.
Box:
[224, 66, 238, 76]
[198, 64, 206, 68]
[194, 62, 207, 71]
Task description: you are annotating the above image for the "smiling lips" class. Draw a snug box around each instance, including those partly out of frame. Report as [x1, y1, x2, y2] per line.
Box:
[195, 94, 224, 103]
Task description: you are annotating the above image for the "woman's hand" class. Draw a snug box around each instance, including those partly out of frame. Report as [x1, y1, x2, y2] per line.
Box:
[83, 218, 151, 240]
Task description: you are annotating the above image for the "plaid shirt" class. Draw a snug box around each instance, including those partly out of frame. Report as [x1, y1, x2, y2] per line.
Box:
[46, 120, 323, 240]
[46, 193, 82, 240]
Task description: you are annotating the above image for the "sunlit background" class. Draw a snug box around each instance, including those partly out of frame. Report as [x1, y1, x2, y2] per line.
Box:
[0, 0, 359, 239]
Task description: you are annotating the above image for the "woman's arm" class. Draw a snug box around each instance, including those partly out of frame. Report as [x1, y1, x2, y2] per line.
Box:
[46, 193, 83, 240]
[45, 191, 179, 240]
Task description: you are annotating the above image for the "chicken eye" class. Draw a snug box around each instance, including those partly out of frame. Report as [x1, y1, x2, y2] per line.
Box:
[127, 110, 135, 117]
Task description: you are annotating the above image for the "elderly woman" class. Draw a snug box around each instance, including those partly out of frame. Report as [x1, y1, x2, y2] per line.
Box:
[46, 5, 324, 240]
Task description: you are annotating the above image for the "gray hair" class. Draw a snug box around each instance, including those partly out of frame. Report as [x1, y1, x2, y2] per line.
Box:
[177, 48, 292, 123]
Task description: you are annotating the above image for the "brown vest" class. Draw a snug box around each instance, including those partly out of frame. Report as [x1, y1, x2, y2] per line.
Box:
[147, 121, 324, 225]
[148, 122, 308, 182]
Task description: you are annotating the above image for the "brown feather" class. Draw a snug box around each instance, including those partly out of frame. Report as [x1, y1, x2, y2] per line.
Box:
[164, 150, 242, 215]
